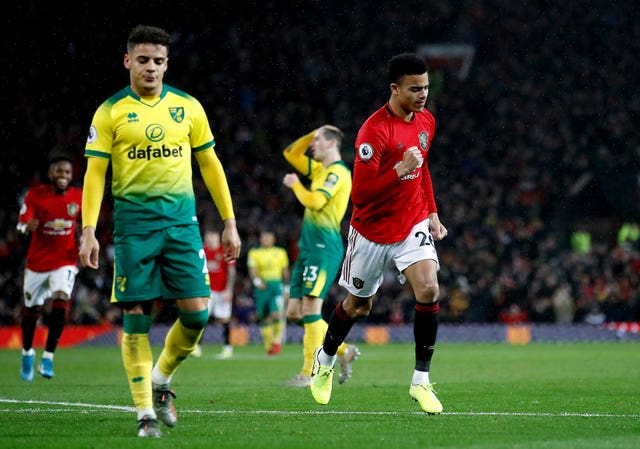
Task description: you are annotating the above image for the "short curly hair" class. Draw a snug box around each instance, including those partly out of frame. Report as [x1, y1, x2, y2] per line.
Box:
[388, 53, 429, 84]
[127, 25, 171, 52]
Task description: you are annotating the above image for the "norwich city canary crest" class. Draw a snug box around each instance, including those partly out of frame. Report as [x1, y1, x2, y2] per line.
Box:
[169, 107, 184, 123]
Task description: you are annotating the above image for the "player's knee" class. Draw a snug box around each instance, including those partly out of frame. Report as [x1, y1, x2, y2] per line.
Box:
[286, 310, 302, 322]
[52, 292, 70, 301]
[344, 297, 373, 319]
[416, 283, 439, 303]
[179, 309, 209, 330]
[353, 304, 372, 319]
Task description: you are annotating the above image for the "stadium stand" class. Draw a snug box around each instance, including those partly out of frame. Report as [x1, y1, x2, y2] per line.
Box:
[1, 1, 639, 335]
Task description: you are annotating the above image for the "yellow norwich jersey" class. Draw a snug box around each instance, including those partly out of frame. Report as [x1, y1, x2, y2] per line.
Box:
[247, 246, 289, 282]
[85, 85, 215, 234]
[300, 160, 351, 253]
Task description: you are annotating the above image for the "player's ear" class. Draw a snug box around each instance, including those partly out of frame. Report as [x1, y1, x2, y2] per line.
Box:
[123, 54, 131, 69]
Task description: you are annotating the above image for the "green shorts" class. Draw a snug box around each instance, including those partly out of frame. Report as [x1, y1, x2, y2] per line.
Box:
[112, 225, 210, 302]
[253, 280, 284, 320]
[289, 247, 343, 300]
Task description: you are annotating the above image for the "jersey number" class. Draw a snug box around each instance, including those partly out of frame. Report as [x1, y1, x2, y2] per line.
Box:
[200, 249, 208, 273]
[414, 230, 434, 247]
[303, 265, 319, 282]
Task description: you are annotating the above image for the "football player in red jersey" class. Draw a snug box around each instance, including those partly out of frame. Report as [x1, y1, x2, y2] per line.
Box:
[310, 53, 447, 414]
[17, 155, 82, 381]
[192, 229, 236, 359]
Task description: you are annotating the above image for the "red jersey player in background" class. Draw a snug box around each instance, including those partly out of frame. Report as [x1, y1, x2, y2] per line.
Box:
[310, 53, 447, 414]
[192, 229, 237, 358]
[17, 155, 82, 381]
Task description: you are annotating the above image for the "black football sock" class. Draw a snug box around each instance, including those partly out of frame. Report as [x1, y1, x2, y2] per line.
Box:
[223, 322, 231, 346]
[45, 300, 68, 353]
[21, 308, 40, 351]
[323, 300, 357, 356]
[414, 300, 439, 372]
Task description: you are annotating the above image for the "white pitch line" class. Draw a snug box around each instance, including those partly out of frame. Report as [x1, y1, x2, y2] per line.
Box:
[0, 398, 135, 411]
[0, 398, 638, 419]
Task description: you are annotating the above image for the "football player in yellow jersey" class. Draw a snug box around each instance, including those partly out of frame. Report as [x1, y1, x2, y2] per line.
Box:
[281, 126, 360, 388]
[246, 229, 290, 355]
[78, 25, 241, 438]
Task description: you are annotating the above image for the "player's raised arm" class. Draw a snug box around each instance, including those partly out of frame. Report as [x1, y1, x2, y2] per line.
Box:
[283, 129, 316, 174]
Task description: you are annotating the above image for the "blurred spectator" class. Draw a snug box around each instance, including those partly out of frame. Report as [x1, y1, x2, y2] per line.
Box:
[618, 222, 639, 248]
[498, 304, 529, 325]
[584, 304, 606, 326]
[571, 229, 592, 255]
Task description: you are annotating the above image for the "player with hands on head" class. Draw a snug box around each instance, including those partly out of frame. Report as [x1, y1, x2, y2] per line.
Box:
[78, 24, 241, 438]
[281, 125, 359, 388]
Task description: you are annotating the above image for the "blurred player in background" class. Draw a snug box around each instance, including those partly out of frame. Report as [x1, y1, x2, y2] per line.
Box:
[246, 229, 289, 355]
[78, 25, 241, 438]
[310, 53, 447, 414]
[192, 229, 237, 359]
[282, 126, 359, 388]
[17, 155, 82, 382]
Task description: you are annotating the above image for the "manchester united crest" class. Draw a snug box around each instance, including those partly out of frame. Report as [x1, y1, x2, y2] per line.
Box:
[67, 203, 80, 217]
[418, 131, 429, 150]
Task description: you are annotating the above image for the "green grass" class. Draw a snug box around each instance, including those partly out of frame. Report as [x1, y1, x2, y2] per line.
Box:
[1, 342, 639, 448]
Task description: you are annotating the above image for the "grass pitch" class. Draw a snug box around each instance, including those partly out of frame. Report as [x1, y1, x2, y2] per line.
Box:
[1, 342, 639, 448]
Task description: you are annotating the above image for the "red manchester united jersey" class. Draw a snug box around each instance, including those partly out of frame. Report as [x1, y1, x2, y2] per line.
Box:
[204, 244, 236, 292]
[18, 185, 82, 272]
[351, 104, 437, 244]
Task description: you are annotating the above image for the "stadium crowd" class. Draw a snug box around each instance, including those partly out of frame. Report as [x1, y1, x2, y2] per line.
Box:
[1, 0, 639, 327]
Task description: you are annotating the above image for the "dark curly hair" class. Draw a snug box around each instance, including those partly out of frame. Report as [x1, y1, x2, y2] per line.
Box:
[127, 25, 171, 52]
